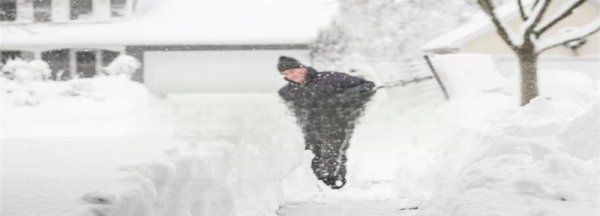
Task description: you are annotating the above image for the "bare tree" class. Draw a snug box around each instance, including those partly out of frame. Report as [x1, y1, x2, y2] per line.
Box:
[477, 0, 600, 105]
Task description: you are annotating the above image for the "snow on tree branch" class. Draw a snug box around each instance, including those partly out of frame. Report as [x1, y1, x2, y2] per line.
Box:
[477, 0, 521, 49]
[531, 0, 541, 11]
[518, 0, 529, 20]
[535, 0, 588, 37]
[519, 0, 550, 40]
[536, 17, 600, 53]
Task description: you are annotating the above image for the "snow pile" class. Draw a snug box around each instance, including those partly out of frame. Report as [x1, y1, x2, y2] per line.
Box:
[0, 76, 164, 137]
[418, 96, 599, 215]
[1, 58, 51, 82]
[79, 94, 317, 216]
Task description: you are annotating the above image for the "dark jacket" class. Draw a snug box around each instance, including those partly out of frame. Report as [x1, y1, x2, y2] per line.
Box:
[278, 67, 375, 141]
[278, 67, 376, 188]
[278, 67, 375, 108]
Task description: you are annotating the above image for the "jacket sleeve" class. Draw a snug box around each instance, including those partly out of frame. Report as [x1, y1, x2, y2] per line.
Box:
[329, 73, 376, 106]
[279, 88, 311, 130]
[333, 72, 375, 93]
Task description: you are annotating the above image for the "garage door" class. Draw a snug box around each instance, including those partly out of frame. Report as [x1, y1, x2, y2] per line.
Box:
[144, 49, 311, 93]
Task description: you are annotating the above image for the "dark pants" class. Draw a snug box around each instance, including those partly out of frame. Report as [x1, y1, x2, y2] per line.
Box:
[303, 107, 360, 189]
[295, 91, 375, 189]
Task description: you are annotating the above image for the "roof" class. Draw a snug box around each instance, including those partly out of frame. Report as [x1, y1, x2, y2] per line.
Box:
[0, 0, 338, 49]
[421, 0, 600, 52]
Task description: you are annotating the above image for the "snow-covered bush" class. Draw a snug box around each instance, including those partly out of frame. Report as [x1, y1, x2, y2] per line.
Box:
[0, 59, 52, 106]
[28, 60, 52, 80]
[0, 58, 50, 82]
[103, 54, 140, 78]
[0, 54, 146, 106]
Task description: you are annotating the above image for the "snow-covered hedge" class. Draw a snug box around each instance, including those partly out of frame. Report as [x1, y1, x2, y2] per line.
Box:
[0, 56, 143, 106]
[1, 58, 51, 82]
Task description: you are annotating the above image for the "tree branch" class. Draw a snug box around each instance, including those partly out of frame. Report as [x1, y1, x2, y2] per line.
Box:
[524, 0, 552, 34]
[477, 0, 519, 51]
[537, 17, 600, 53]
[531, 0, 541, 10]
[518, 0, 529, 21]
[535, 0, 588, 37]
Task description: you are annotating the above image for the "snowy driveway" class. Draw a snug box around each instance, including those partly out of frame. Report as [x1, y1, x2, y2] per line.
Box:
[1, 88, 418, 215]
[1, 136, 173, 216]
[278, 199, 418, 216]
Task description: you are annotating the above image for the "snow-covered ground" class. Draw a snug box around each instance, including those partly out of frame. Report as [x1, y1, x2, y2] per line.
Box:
[1, 64, 598, 216]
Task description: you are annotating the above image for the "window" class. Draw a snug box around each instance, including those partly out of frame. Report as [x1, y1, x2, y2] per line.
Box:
[111, 0, 126, 17]
[1, 50, 21, 64]
[102, 50, 120, 66]
[70, 0, 92, 20]
[42, 49, 70, 80]
[0, 0, 16, 21]
[76, 51, 96, 78]
[34, 0, 52, 22]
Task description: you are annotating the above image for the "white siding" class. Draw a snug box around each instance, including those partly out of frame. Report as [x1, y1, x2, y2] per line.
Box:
[144, 49, 312, 93]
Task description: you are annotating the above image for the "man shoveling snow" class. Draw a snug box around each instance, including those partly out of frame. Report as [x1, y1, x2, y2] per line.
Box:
[277, 56, 375, 189]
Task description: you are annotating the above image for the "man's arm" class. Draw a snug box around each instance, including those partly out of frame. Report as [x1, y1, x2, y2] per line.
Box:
[279, 87, 311, 128]
[331, 72, 375, 93]
[327, 72, 376, 105]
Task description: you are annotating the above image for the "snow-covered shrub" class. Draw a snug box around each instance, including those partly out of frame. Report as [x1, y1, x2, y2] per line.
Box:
[103, 54, 140, 78]
[0, 58, 50, 82]
[1, 58, 31, 81]
[28, 60, 52, 80]
[0, 59, 51, 106]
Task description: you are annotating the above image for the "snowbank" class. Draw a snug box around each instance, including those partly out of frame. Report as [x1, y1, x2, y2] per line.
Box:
[387, 76, 599, 216]
[0, 76, 165, 137]
[386, 54, 599, 215]
[419, 98, 599, 216]
[1, 58, 51, 82]
[76, 94, 317, 216]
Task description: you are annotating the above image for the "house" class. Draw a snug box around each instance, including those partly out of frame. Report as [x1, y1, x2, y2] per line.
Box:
[422, 0, 599, 79]
[0, 0, 337, 93]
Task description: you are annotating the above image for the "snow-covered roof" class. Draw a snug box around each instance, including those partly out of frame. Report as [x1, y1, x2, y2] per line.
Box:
[0, 0, 338, 48]
[421, 0, 600, 52]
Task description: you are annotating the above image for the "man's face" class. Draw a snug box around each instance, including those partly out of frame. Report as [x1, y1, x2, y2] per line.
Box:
[282, 67, 307, 84]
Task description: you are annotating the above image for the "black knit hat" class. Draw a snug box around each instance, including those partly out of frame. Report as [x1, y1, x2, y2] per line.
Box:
[277, 56, 304, 73]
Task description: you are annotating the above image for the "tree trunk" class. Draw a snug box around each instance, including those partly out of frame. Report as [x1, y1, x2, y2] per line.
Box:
[517, 48, 539, 106]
